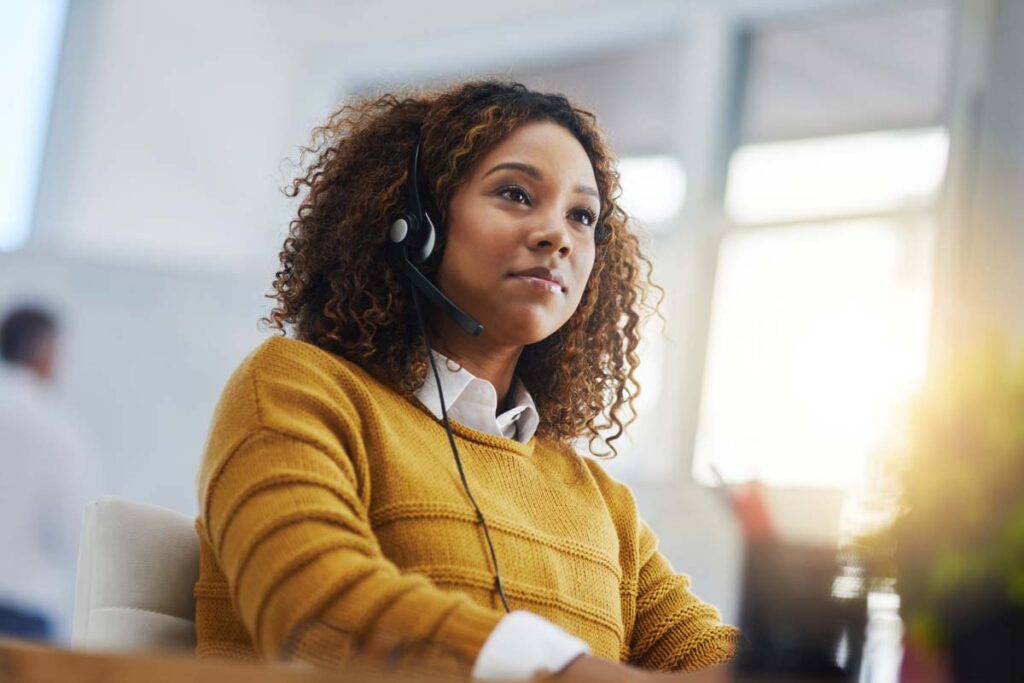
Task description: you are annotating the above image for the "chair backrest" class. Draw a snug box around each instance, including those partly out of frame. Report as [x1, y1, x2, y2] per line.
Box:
[72, 497, 198, 652]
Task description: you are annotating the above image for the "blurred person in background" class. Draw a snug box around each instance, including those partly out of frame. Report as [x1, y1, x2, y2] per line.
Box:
[0, 304, 96, 642]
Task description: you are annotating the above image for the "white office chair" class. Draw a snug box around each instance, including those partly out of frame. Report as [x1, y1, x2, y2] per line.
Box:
[71, 497, 199, 652]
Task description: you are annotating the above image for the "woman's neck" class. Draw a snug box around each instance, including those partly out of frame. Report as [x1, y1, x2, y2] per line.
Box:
[430, 315, 522, 412]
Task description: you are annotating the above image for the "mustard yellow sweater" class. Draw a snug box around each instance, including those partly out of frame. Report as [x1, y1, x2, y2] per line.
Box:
[194, 336, 741, 674]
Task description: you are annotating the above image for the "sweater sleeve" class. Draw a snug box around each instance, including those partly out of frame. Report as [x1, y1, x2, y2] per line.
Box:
[627, 519, 743, 671]
[198, 347, 504, 670]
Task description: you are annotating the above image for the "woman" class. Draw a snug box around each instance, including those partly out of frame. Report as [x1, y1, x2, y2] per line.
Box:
[195, 80, 741, 681]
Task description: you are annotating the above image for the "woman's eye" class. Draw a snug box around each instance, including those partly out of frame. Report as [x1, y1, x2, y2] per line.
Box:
[572, 208, 598, 227]
[498, 186, 530, 205]
[497, 187, 597, 227]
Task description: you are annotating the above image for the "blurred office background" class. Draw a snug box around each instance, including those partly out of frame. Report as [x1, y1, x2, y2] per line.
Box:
[3, 0, 1024, 679]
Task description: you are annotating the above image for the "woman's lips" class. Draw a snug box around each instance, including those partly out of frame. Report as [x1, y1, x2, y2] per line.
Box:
[510, 274, 564, 294]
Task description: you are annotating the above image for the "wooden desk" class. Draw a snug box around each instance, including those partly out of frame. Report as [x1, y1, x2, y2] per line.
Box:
[0, 639, 463, 683]
[0, 640, 849, 683]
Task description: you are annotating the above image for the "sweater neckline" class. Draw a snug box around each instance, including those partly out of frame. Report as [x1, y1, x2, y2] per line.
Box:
[273, 336, 541, 458]
[406, 393, 538, 457]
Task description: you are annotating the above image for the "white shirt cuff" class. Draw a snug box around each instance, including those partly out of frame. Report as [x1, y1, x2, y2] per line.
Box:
[471, 610, 591, 682]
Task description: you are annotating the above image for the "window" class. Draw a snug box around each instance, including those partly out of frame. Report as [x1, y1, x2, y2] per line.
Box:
[726, 129, 948, 225]
[693, 215, 935, 488]
[693, 128, 948, 489]
[617, 155, 686, 228]
[0, 0, 67, 250]
[691, 0, 953, 490]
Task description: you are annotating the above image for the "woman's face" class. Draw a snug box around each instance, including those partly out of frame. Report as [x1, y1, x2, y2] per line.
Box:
[437, 120, 601, 347]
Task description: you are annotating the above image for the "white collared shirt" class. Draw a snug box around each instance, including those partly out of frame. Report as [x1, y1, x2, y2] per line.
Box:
[413, 351, 590, 681]
[415, 350, 540, 444]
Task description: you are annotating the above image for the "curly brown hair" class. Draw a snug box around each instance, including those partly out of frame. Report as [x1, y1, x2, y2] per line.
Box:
[266, 80, 661, 457]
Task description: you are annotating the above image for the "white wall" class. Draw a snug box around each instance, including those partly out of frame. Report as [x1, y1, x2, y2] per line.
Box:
[931, 0, 1024, 362]
[952, 0, 1024, 337]
[0, 250, 269, 516]
[31, 0, 304, 269]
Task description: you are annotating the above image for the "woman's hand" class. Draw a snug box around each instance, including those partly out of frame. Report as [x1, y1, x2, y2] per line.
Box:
[546, 655, 732, 683]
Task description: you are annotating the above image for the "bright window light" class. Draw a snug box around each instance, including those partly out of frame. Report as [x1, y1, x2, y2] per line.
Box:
[0, 0, 67, 251]
[726, 128, 949, 225]
[617, 155, 686, 228]
[692, 219, 935, 489]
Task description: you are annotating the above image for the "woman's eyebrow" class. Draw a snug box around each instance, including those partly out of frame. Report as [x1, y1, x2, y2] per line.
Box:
[483, 161, 600, 199]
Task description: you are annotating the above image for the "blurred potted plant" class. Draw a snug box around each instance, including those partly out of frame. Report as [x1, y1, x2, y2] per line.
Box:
[859, 336, 1024, 681]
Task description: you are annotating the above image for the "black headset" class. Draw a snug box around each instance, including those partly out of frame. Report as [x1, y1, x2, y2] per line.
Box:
[389, 134, 512, 613]
[388, 138, 482, 337]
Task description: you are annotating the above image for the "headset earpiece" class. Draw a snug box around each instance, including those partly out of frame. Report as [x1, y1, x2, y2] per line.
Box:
[413, 212, 437, 264]
[389, 211, 436, 265]
[389, 138, 438, 265]
[389, 134, 482, 337]
[388, 216, 408, 244]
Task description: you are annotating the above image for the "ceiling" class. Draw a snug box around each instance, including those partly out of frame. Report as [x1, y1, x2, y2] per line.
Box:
[742, 0, 953, 142]
[343, 0, 953, 154]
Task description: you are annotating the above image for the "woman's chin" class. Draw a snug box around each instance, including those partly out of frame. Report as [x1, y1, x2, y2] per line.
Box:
[482, 311, 564, 347]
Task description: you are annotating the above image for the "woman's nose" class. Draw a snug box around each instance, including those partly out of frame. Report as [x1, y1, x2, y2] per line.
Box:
[529, 211, 572, 256]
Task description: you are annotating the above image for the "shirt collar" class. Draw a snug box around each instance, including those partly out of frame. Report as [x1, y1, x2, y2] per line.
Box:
[414, 350, 539, 444]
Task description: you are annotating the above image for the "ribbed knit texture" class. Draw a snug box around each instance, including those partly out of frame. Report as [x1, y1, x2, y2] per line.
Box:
[195, 336, 742, 674]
